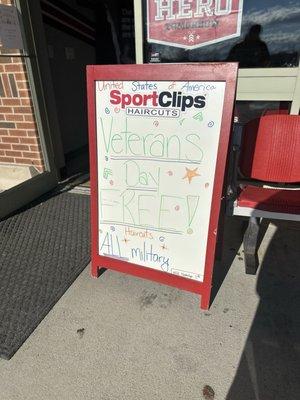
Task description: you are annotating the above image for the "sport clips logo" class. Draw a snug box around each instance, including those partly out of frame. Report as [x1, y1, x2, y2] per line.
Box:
[109, 89, 206, 117]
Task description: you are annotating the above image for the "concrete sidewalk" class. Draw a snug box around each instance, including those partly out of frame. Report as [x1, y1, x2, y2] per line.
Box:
[0, 218, 299, 400]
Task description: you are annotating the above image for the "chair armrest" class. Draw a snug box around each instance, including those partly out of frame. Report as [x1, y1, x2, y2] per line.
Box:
[226, 123, 244, 200]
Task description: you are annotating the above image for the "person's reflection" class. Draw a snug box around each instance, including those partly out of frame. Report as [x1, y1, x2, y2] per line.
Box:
[227, 25, 270, 67]
[226, 219, 300, 399]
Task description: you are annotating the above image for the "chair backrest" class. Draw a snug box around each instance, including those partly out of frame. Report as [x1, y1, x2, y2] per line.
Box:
[239, 114, 300, 183]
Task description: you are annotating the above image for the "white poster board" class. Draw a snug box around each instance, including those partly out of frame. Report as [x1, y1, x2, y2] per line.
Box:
[95, 80, 226, 282]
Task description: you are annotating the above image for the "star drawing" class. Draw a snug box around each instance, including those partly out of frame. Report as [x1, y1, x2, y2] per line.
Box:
[183, 167, 200, 184]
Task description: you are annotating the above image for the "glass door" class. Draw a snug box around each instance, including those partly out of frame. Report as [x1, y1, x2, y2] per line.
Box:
[0, 0, 59, 218]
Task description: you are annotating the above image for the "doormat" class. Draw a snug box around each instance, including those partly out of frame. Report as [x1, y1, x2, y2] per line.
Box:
[0, 192, 90, 360]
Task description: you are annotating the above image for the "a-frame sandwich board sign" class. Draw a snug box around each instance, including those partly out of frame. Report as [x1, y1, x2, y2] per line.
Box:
[87, 63, 237, 309]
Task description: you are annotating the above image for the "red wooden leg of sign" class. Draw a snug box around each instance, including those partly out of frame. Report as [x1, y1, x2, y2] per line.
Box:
[200, 288, 211, 310]
[200, 293, 210, 310]
[200, 294, 210, 310]
[91, 260, 99, 278]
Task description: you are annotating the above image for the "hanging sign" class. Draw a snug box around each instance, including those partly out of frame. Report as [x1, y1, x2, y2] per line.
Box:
[87, 63, 237, 309]
[147, 0, 243, 49]
[0, 4, 23, 50]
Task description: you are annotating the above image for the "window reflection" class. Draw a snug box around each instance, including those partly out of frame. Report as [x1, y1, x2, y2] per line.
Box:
[227, 25, 270, 68]
[144, 0, 300, 68]
[235, 101, 290, 124]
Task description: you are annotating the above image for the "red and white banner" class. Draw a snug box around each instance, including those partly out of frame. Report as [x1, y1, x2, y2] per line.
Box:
[147, 0, 243, 49]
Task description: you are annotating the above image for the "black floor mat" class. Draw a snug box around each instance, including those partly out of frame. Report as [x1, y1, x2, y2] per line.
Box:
[0, 192, 90, 360]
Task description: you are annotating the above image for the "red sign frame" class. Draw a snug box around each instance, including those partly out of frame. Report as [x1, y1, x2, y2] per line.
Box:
[87, 63, 237, 310]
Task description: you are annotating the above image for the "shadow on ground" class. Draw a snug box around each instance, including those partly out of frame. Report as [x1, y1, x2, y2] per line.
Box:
[226, 220, 300, 399]
[211, 215, 246, 304]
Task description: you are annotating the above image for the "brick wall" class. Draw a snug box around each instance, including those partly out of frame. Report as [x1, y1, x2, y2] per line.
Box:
[0, 0, 45, 172]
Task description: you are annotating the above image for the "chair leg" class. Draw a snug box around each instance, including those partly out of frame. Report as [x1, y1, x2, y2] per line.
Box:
[243, 217, 260, 275]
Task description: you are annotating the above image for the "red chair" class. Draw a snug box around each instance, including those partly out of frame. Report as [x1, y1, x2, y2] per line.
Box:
[227, 114, 300, 274]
